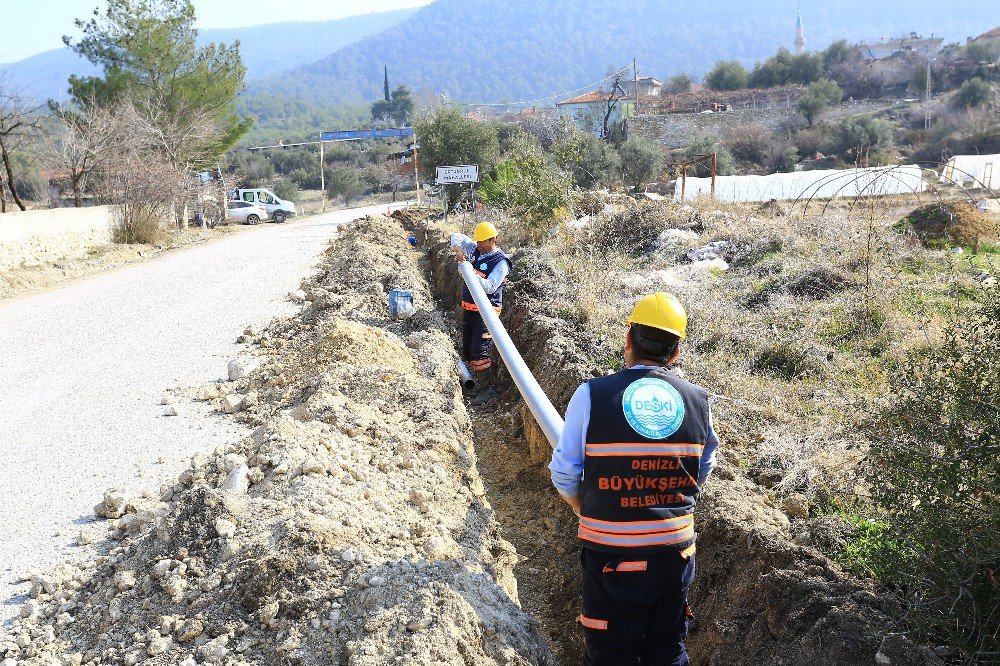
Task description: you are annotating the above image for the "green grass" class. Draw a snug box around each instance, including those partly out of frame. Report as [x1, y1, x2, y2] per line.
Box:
[834, 512, 910, 581]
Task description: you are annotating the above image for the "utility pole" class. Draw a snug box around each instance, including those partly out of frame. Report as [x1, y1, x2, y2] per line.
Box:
[633, 58, 640, 115]
[924, 57, 933, 131]
[319, 134, 326, 212]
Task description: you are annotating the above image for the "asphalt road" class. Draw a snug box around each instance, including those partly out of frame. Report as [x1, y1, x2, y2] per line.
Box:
[0, 203, 407, 623]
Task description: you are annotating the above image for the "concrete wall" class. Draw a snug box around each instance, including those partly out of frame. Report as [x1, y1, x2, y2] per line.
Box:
[0, 206, 114, 271]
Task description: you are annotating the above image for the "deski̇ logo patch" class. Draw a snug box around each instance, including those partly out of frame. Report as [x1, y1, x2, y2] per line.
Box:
[479, 263, 488, 271]
[622, 378, 685, 439]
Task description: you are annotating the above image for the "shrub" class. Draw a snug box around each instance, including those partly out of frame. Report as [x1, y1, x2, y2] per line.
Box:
[753, 340, 822, 379]
[863, 293, 1000, 657]
[328, 167, 364, 204]
[287, 167, 319, 190]
[775, 145, 800, 172]
[749, 48, 823, 88]
[705, 60, 749, 91]
[553, 127, 620, 189]
[665, 74, 693, 94]
[685, 135, 735, 176]
[111, 207, 162, 245]
[268, 177, 300, 203]
[617, 138, 664, 191]
[727, 129, 799, 172]
[591, 200, 670, 255]
[478, 133, 571, 242]
[797, 78, 843, 126]
[953, 77, 994, 109]
[827, 115, 894, 161]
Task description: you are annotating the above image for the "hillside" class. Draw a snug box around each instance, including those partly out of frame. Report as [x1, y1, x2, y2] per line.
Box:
[247, 0, 996, 108]
[0, 8, 417, 103]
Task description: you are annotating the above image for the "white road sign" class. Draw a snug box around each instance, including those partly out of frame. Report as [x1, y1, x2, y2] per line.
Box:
[435, 165, 479, 184]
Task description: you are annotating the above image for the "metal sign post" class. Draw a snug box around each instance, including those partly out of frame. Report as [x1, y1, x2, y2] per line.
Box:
[319, 134, 326, 212]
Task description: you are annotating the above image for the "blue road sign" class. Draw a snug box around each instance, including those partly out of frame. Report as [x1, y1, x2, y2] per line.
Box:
[321, 128, 415, 141]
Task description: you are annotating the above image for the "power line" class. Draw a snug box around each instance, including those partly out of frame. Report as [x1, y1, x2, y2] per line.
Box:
[462, 66, 633, 108]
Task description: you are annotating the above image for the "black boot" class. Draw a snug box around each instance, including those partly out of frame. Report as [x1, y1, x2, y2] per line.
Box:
[470, 369, 497, 406]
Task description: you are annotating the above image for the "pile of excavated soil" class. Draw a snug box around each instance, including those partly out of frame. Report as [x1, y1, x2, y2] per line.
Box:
[416, 218, 943, 666]
[390, 206, 439, 228]
[897, 201, 998, 247]
[0, 215, 551, 666]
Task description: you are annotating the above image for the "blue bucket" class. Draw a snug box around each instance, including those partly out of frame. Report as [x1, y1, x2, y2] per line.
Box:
[388, 289, 415, 319]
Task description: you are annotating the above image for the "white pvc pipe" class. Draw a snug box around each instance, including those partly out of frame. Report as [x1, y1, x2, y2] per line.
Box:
[456, 359, 476, 390]
[458, 261, 564, 448]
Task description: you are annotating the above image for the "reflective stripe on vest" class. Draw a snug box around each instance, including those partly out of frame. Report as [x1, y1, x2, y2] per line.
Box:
[585, 442, 704, 457]
[578, 514, 694, 548]
[578, 368, 711, 553]
[461, 300, 502, 314]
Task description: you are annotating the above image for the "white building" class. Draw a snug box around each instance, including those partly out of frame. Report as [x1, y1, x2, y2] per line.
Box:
[856, 34, 944, 61]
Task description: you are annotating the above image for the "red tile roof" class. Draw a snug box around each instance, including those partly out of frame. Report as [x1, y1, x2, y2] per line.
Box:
[976, 26, 1000, 40]
[557, 90, 622, 105]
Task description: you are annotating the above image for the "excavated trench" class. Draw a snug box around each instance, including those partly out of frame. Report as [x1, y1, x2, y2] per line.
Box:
[406, 211, 943, 666]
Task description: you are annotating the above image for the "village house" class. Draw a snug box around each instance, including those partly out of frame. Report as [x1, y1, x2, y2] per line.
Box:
[556, 89, 634, 136]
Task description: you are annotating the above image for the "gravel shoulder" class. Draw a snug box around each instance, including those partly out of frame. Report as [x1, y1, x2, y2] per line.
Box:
[0, 203, 405, 626]
[0, 225, 248, 303]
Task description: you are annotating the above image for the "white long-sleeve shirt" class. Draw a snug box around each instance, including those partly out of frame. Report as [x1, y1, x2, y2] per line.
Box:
[450, 233, 510, 295]
[548, 365, 720, 498]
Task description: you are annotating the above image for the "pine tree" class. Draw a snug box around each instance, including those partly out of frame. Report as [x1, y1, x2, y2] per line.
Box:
[383, 66, 390, 102]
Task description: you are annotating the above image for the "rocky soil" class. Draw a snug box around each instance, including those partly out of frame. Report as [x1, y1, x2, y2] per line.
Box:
[0, 215, 551, 665]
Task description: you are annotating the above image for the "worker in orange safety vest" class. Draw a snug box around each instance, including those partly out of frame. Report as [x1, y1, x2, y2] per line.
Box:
[549, 292, 721, 665]
[451, 221, 511, 405]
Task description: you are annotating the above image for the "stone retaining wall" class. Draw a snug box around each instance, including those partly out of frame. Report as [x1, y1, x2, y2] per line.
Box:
[0, 206, 114, 270]
[632, 100, 895, 149]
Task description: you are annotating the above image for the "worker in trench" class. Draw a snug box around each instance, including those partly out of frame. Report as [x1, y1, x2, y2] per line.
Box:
[549, 292, 720, 666]
[450, 221, 511, 406]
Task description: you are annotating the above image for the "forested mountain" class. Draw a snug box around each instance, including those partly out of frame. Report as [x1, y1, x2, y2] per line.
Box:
[0, 8, 417, 103]
[247, 0, 995, 108]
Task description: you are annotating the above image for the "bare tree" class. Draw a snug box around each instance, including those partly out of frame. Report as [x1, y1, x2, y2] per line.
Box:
[602, 72, 628, 140]
[41, 101, 125, 207]
[0, 78, 42, 211]
[123, 93, 231, 226]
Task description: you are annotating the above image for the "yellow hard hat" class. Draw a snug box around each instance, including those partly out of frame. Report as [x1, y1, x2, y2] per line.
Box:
[627, 292, 687, 339]
[473, 221, 499, 242]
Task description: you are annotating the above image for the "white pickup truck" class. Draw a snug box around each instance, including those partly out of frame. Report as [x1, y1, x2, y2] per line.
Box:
[229, 188, 297, 223]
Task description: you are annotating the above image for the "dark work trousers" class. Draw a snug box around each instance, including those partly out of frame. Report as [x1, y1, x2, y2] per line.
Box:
[579, 547, 696, 666]
[462, 309, 493, 371]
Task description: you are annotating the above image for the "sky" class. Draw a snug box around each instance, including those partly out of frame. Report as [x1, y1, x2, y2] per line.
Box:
[0, 0, 432, 63]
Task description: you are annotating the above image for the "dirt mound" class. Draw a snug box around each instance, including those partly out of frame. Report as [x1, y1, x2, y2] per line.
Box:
[746, 266, 855, 307]
[390, 206, 439, 228]
[897, 201, 998, 247]
[756, 199, 789, 217]
[592, 200, 687, 255]
[1, 216, 551, 665]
